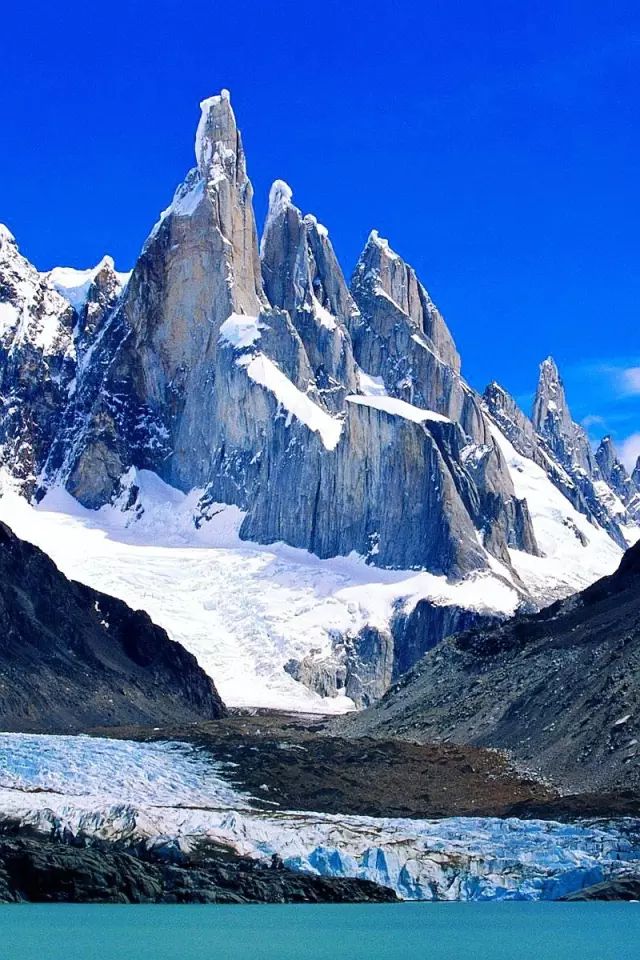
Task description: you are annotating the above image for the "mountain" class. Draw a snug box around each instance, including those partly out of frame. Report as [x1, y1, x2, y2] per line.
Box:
[484, 360, 639, 549]
[344, 538, 640, 793]
[0, 89, 637, 710]
[0, 521, 225, 731]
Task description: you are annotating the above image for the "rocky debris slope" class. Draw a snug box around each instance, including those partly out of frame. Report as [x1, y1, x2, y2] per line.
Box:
[560, 873, 640, 901]
[0, 521, 225, 731]
[344, 538, 640, 794]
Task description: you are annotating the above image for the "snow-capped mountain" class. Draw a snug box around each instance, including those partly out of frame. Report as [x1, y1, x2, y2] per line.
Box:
[0, 90, 638, 710]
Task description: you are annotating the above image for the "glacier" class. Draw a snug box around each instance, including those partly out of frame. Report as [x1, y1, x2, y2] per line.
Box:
[0, 732, 637, 902]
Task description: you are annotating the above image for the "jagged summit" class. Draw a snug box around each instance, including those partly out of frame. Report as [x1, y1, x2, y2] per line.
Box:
[44, 256, 130, 313]
[596, 435, 617, 470]
[351, 228, 461, 374]
[267, 178, 293, 210]
[483, 363, 638, 548]
[365, 229, 400, 258]
[533, 354, 597, 478]
[533, 356, 570, 425]
[596, 434, 639, 516]
[195, 89, 236, 172]
[260, 176, 358, 410]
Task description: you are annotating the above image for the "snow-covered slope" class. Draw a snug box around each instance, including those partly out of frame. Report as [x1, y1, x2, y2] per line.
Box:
[0, 470, 524, 712]
[0, 455, 625, 712]
[489, 424, 625, 601]
[0, 732, 637, 901]
[43, 257, 130, 312]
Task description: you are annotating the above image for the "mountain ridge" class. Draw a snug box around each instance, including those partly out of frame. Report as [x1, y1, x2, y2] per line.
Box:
[342, 537, 640, 792]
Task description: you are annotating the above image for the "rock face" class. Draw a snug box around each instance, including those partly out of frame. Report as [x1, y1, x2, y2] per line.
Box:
[533, 357, 595, 474]
[0, 226, 76, 492]
[0, 227, 128, 496]
[0, 521, 225, 731]
[347, 537, 640, 794]
[260, 179, 358, 411]
[596, 436, 640, 522]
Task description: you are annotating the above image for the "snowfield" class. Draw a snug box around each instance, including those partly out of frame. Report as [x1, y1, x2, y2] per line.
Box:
[0, 434, 627, 712]
[490, 426, 628, 600]
[0, 732, 637, 901]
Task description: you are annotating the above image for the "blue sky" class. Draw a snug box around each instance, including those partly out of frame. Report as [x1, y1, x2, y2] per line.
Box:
[1, 1, 638, 465]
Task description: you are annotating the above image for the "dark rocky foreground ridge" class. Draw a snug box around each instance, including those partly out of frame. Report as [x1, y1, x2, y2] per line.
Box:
[0, 825, 396, 904]
[0, 521, 225, 730]
[341, 538, 640, 794]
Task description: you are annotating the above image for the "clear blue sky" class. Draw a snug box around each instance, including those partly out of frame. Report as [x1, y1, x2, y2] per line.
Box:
[1, 1, 638, 464]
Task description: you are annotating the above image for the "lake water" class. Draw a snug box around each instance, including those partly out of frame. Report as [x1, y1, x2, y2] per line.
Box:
[0, 903, 637, 959]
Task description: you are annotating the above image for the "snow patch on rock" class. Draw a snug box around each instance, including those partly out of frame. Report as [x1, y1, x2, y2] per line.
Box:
[347, 394, 451, 424]
[243, 354, 344, 450]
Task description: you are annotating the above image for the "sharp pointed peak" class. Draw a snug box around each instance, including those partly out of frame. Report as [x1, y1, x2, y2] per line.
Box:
[267, 179, 294, 213]
[484, 380, 509, 399]
[263, 180, 330, 243]
[365, 229, 399, 258]
[539, 355, 560, 377]
[194, 88, 238, 175]
[302, 213, 329, 238]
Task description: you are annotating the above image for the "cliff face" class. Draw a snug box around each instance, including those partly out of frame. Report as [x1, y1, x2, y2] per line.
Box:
[0, 226, 76, 493]
[0, 521, 225, 731]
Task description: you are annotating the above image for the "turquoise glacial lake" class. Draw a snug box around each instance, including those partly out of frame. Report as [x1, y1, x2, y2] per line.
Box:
[0, 902, 637, 959]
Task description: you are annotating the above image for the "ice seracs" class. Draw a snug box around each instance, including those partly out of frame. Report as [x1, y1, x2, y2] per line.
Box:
[1, 732, 638, 902]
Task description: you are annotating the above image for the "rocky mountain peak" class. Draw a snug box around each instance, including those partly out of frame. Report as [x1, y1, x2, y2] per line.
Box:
[259, 179, 358, 410]
[44, 256, 129, 314]
[532, 356, 597, 477]
[351, 231, 460, 373]
[595, 435, 617, 474]
[484, 381, 514, 413]
[533, 356, 572, 433]
[483, 381, 539, 460]
[194, 89, 238, 179]
[596, 435, 637, 509]
[76, 257, 128, 347]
